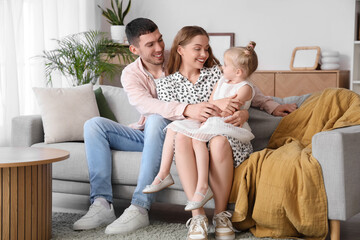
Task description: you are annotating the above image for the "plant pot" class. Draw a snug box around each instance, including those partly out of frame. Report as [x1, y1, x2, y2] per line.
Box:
[111, 25, 126, 44]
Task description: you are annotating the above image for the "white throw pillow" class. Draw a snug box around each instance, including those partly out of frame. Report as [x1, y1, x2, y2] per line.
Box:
[33, 84, 100, 143]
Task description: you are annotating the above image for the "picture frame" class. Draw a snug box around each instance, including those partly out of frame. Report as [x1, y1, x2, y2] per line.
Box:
[290, 46, 321, 71]
[208, 33, 235, 65]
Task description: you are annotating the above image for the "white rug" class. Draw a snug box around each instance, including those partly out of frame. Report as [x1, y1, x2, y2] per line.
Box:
[52, 212, 290, 240]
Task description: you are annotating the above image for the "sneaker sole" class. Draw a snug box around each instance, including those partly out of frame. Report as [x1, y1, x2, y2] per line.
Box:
[215, 232, 235, 240]
[73, 224, 104, 231]
[104, 221, 150, 235]
[73, 220, 114, 231]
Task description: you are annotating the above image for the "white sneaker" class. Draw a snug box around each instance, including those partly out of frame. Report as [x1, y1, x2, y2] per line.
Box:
[213, 211, 236, 240]
[186, 215, 209, 240]
[73, 200, 116, 230]
[105, 205, 150, 235]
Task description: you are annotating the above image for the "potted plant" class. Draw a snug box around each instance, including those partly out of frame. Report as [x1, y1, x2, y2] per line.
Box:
[98, 0, 132, 43]
[40, 30, 134, 86]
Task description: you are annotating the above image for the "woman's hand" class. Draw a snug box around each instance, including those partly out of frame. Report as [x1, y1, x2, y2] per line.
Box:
[224, 109, 249, 127]
[211, 94, 243, 115]
[183, 102, 221, 122]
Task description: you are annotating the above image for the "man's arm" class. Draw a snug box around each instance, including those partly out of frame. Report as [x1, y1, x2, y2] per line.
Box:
[121, 68, 187, 121]
[251, 85, 297, 116]
[271, 104, 297, 117]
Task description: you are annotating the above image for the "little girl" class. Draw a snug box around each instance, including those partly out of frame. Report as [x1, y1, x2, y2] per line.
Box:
[143, 42, 258, 211]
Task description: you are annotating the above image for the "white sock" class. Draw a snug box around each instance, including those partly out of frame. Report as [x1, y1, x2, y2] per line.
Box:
[133, 204, 147, 215]
[94, 197, 111, 209]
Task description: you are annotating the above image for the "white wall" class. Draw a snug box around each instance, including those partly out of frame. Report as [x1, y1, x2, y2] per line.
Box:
[116, 0, 355, 70]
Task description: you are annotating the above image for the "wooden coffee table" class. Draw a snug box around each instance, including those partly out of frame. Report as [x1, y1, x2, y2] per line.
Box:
[0, 147, 69, 240]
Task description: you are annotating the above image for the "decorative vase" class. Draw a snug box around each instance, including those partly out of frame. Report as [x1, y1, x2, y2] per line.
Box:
[111, 25, 126, 44]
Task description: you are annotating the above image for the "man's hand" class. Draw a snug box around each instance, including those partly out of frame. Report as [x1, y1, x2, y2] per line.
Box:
[272, 103, 297, 117]
[211, 94, 243, 115]
[224, 110, 249, 127]
[183, 102, 221, 122]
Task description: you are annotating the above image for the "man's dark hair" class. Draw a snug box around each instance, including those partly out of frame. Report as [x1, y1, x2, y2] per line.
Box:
[125, 18, 158, 47]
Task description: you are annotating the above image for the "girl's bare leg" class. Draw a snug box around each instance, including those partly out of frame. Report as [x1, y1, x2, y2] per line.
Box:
[208, 136, 233, 214]
[151, 129, 176, 185]
[191, 139, 210, 202]
[175, 133, 205, 216]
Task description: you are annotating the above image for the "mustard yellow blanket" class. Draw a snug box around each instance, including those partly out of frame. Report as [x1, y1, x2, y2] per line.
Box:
[229, 88, 360, 239]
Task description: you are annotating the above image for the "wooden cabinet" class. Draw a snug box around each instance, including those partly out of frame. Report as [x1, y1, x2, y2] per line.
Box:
[249, 70, 349, 98]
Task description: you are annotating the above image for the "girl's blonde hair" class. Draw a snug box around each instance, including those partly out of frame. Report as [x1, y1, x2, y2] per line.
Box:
[224, 41, 258, 78]
[166, 26, 220, 75]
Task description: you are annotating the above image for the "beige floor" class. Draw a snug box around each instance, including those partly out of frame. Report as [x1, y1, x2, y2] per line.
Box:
[148, 203, 360, 240]
[53, 195, 360, 239]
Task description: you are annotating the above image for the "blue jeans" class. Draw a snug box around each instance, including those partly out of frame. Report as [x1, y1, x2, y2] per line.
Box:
[84, 114, 171, 210]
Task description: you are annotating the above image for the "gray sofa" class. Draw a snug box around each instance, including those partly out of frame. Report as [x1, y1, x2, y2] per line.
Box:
[11, 85, 360, 236]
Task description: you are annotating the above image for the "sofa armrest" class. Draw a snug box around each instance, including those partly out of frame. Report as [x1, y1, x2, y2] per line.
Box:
[312, 125, 360, 220]
[11, 115, 44, 147]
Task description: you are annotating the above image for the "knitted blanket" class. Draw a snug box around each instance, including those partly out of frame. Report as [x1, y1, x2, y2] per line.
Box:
[229, 88, 360, 239]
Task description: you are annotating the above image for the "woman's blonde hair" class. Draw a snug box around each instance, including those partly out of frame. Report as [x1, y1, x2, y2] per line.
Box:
[166, 26, 220, 75]
[224, 41, 258, 78]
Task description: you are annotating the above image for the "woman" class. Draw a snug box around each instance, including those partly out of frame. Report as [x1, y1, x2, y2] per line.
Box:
[155, 26, 252, 240]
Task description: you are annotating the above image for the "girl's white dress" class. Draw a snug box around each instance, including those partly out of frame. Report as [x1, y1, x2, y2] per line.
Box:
[166, 77, 255, 143]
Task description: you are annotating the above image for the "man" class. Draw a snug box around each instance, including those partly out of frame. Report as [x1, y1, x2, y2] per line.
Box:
[73, 18, 296, 235]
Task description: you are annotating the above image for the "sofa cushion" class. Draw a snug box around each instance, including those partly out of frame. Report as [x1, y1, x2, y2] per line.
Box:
[248, 108, 282, 151]
[98, 85, 140, 126]
[33, 142, 90, 182]
[272, 94, 311, 107]
[249, 94, 311, 152]
[33, 84, 99, 143]
[94, 87, 118, 122]
[34, 141, 185, 191]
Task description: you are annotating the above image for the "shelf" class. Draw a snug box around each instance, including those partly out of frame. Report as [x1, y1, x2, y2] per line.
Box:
[352, 1, 360, 92]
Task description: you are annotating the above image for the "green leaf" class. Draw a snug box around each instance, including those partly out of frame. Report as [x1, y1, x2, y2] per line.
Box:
[122, 0, 131, 21]
[39, 30, 134, 86]
[108, 9, 120, 25]
[98, 0, 131, 26]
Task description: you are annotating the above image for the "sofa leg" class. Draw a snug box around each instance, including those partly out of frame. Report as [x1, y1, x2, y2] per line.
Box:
[329, 220, 340, 240]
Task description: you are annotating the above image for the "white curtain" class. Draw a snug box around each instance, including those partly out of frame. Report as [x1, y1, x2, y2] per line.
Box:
[0, 0, 102, 146]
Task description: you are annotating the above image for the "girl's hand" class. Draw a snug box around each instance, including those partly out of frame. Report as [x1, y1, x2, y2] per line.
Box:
[224, 110, 249, 127]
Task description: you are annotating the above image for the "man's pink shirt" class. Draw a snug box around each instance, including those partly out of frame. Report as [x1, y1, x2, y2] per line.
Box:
[121, 57, 187, 130]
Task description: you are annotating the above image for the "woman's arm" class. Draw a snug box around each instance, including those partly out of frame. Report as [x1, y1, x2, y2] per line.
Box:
[156, 75, 221, 122]
[224, 109, 249, 127]
[209, 82, 242, 116]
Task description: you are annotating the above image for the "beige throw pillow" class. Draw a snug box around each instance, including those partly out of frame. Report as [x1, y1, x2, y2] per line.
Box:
[33, 84, 100, 143]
